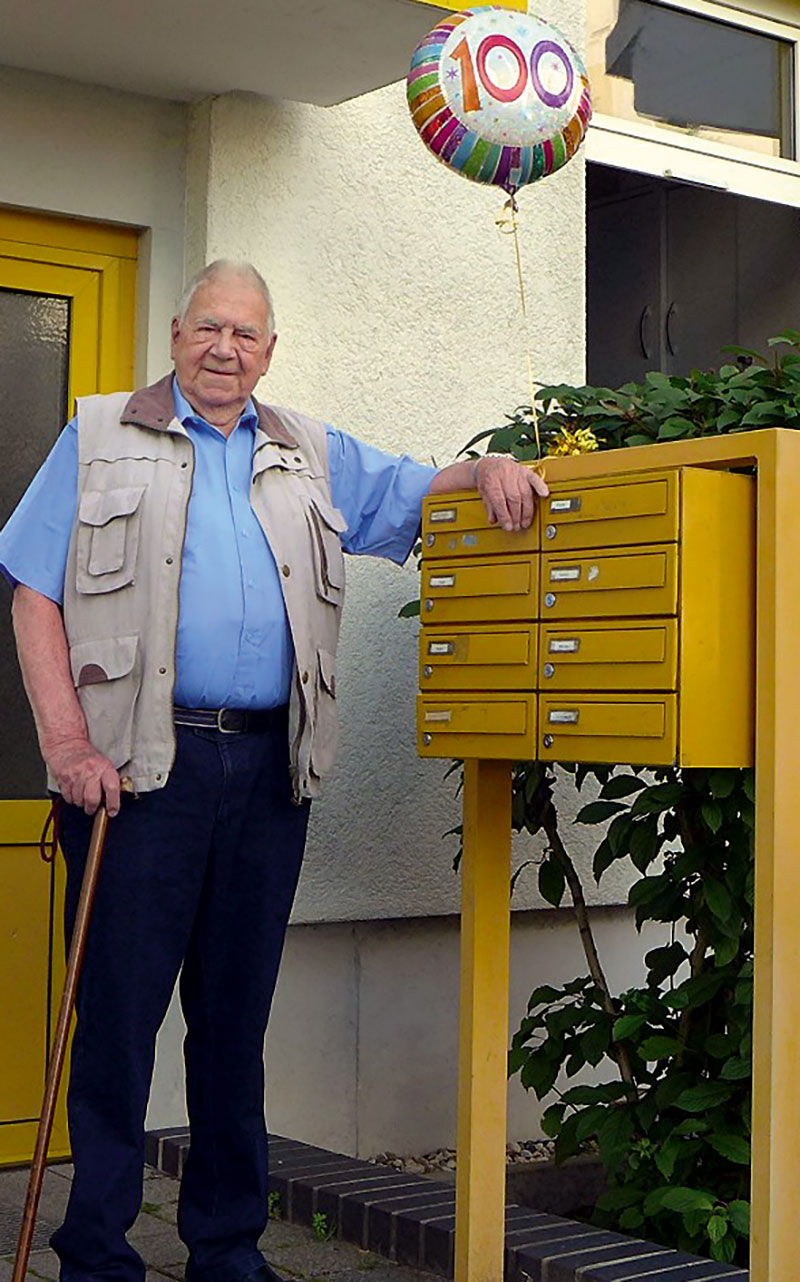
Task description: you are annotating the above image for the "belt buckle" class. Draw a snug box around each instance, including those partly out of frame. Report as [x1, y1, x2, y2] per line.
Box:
[216, 708, 245, 733]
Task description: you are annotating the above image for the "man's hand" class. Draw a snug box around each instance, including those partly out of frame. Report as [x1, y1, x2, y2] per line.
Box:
[473, 455, 549, 532]
[45, 737, 121, 816]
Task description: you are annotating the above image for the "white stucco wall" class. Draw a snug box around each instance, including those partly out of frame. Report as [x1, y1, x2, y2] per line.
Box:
[184, 0, 608, 925]
[0, 65, 186, 383]
[150, 905, 669, 1156]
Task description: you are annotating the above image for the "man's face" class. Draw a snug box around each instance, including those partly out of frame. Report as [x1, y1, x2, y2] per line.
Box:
[170, 273, 276, 422]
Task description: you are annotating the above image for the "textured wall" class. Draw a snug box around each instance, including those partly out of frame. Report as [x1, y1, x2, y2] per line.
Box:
[0, 66, 186, 384]
[181, 0, 625, 923]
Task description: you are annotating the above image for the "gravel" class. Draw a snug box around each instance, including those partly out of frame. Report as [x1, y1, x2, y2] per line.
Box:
[371, 1140, 557, 1177]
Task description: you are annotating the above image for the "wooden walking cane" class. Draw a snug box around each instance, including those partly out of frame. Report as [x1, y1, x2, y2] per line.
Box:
[12, 802, 111, 1281]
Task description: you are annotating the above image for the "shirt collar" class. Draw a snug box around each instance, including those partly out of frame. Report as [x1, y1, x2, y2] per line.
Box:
[172, 376, 258, 434]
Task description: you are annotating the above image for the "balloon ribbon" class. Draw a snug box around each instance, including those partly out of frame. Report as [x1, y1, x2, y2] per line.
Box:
[496, 194, 543, 466]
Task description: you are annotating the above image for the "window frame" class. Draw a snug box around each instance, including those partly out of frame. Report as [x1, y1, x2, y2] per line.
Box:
[586, 0, 800, 207]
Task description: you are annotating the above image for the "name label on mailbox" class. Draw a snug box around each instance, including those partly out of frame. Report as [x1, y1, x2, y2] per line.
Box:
[429, 575, 456, 588]
[550, 567, 581, 582]
[430, 509, 457, 524]
[549, 710, 580, 724]
[424, 710, 453, 723]
[550, 497, 581, 513]
[429, 642, 455, 655]
[549, 639, 580, 653]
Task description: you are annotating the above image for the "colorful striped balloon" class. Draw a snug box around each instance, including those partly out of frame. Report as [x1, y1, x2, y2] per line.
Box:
[407, 7, 591, 195]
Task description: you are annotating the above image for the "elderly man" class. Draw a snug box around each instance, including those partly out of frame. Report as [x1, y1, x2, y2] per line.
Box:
[0, 260, 547, 1282]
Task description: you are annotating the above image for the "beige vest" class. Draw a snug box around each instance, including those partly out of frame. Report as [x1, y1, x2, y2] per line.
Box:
[59, 374, 345, 800]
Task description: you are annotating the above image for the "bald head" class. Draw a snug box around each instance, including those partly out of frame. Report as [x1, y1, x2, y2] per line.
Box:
[177, 260, 276, 341]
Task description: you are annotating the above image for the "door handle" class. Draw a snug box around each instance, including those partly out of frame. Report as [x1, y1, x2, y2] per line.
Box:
[665, 302, 679, 356]
[639, 304, 653, 360]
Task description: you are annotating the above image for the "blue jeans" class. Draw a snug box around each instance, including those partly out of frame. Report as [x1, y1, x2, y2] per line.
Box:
[51, 718, 310, 1282]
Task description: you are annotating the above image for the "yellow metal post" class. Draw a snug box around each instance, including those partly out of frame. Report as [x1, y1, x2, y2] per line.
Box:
[750, 430, 800, 1281]
[456, 758, 512, 1282]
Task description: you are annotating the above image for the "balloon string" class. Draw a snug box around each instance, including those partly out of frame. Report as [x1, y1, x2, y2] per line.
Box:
[496, 195, 542, 464]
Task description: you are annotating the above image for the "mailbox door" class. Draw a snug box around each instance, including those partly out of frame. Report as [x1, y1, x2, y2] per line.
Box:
[539, 620, 677, 691]
[418, 693, 537, 759]
[538, 693, 677, 765]
[423, 495, 540, 558]
[541, 472, 678, 551]
[540, 546, 678, 619]
[421, 556, 538, 624]
[420, 624, 537, 691]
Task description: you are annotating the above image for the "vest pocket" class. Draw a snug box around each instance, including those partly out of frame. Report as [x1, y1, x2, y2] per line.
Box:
[311, 647, 338, 777]
[307, 498, 346, 605]
[76, 485, 145, 593]
[69, 634, 141, 769]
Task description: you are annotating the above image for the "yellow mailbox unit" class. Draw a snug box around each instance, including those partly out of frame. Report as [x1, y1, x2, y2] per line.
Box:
[415, 432, 800, 1282]
[419, 465, 755, 768]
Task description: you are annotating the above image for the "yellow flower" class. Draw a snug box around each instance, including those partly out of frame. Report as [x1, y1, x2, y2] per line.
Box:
[547, 427, 600, 457]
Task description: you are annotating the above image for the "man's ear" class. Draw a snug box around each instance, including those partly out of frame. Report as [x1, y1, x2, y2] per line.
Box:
[262, 332, 278, 376]
[170, 315, 181, 356]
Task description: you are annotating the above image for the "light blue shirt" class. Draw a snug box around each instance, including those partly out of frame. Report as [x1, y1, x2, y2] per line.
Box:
[0, 379, 436, 708]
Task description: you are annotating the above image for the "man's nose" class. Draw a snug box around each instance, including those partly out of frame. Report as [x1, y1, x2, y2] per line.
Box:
[210, 328, 236, 359]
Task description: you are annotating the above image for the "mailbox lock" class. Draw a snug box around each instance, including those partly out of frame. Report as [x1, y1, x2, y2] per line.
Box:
[425, 534, 435, 547]
[424, 599, 434, 612]
[544, 592, 557, 608]
[423, 665, 433, 678]
[545, 524, 557, 540]
[423, 733, 432, 746]
[543, 734, 554, 748]
[543, 663, 555, 679]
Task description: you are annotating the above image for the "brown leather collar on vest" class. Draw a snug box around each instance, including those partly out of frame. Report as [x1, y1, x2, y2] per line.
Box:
[120, 372, 299, 448]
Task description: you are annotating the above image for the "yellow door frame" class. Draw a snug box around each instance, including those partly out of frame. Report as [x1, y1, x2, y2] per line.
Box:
[0, 208, 137, 1166]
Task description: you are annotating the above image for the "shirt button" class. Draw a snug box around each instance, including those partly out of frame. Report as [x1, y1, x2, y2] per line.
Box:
[181, 462, 188, 469]
[282, 565, 291, 577]
[301, 670, 309, 684]
[241, 529, 249, 538]
[165, 556, 173, 565]
[158, 666, 167, 675]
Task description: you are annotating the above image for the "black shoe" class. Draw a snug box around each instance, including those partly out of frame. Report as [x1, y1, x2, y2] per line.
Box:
[241, 1266, 284, 1282]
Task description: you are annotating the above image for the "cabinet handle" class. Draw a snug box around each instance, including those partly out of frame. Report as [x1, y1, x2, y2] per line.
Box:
[639, 304, 653, 360]
[665, 302, 679, 356]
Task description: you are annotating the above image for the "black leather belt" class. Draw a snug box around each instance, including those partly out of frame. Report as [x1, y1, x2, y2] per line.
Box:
[173, 705, 288, 734]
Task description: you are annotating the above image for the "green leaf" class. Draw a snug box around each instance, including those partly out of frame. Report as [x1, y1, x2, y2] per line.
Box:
[562, 1084, 608, 1106]
[540, 1102, 566, 1137]
[638, 1035, 683, 1060]
[674, 1081, 734, 1112]
[659, 1186, 716, 1214]
[538, 857, 566, 907]
[655, 1137, 683, 1180]
[704, 1033, 737, 1059]
[708, 769, 738, 798]
[601, 773, 647, 799]
[527, 984, 564, 1008]
[768, 328, 800, 346]
[619, 1206, 645, 1230]
[398, 600, 420, 618]
[710, 1232, 737, 1264]
[703, 876, 733, 922]
[580, 1019, 611, 1065]
[630, 783, 684, 815]
[728, 1200, 750, 1235]
[630, 816, 659, 872]
[520, 1046, 560, 1098]
[720, 1054, 752, 1081]
[706, 1133, 751, 1164]
[575, 800, 626, 824]
[701, 801, 724, 834]
[574, 1104, 608, 1142]
[658, 416, 695, 439]
[613, 1012, 647, 1041]
[596, 1107, 634, 1172]
[707, 1214, 728, 1245]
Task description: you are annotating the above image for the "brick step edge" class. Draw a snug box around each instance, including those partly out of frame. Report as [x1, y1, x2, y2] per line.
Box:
[145, 1128, 748, 1282]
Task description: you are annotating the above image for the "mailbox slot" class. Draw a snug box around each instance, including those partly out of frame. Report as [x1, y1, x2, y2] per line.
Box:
[542, 472, 678, 551]
[424, 495, 539, 558]
[420, 624, 537, 691]
[418, 693, 537, 759]
[422, 556, 538, 624]
[539, 694, 677, 765]
[541, 546, 678, 619]
[540, 620, 677, 691]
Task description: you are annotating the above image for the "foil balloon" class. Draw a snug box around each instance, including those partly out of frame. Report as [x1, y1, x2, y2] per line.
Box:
[407, 6, 591, 195]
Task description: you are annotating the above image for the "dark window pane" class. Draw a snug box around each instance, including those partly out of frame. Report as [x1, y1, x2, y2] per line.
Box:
[590, 0, 794, 158]
[0, 289, 70, 798]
